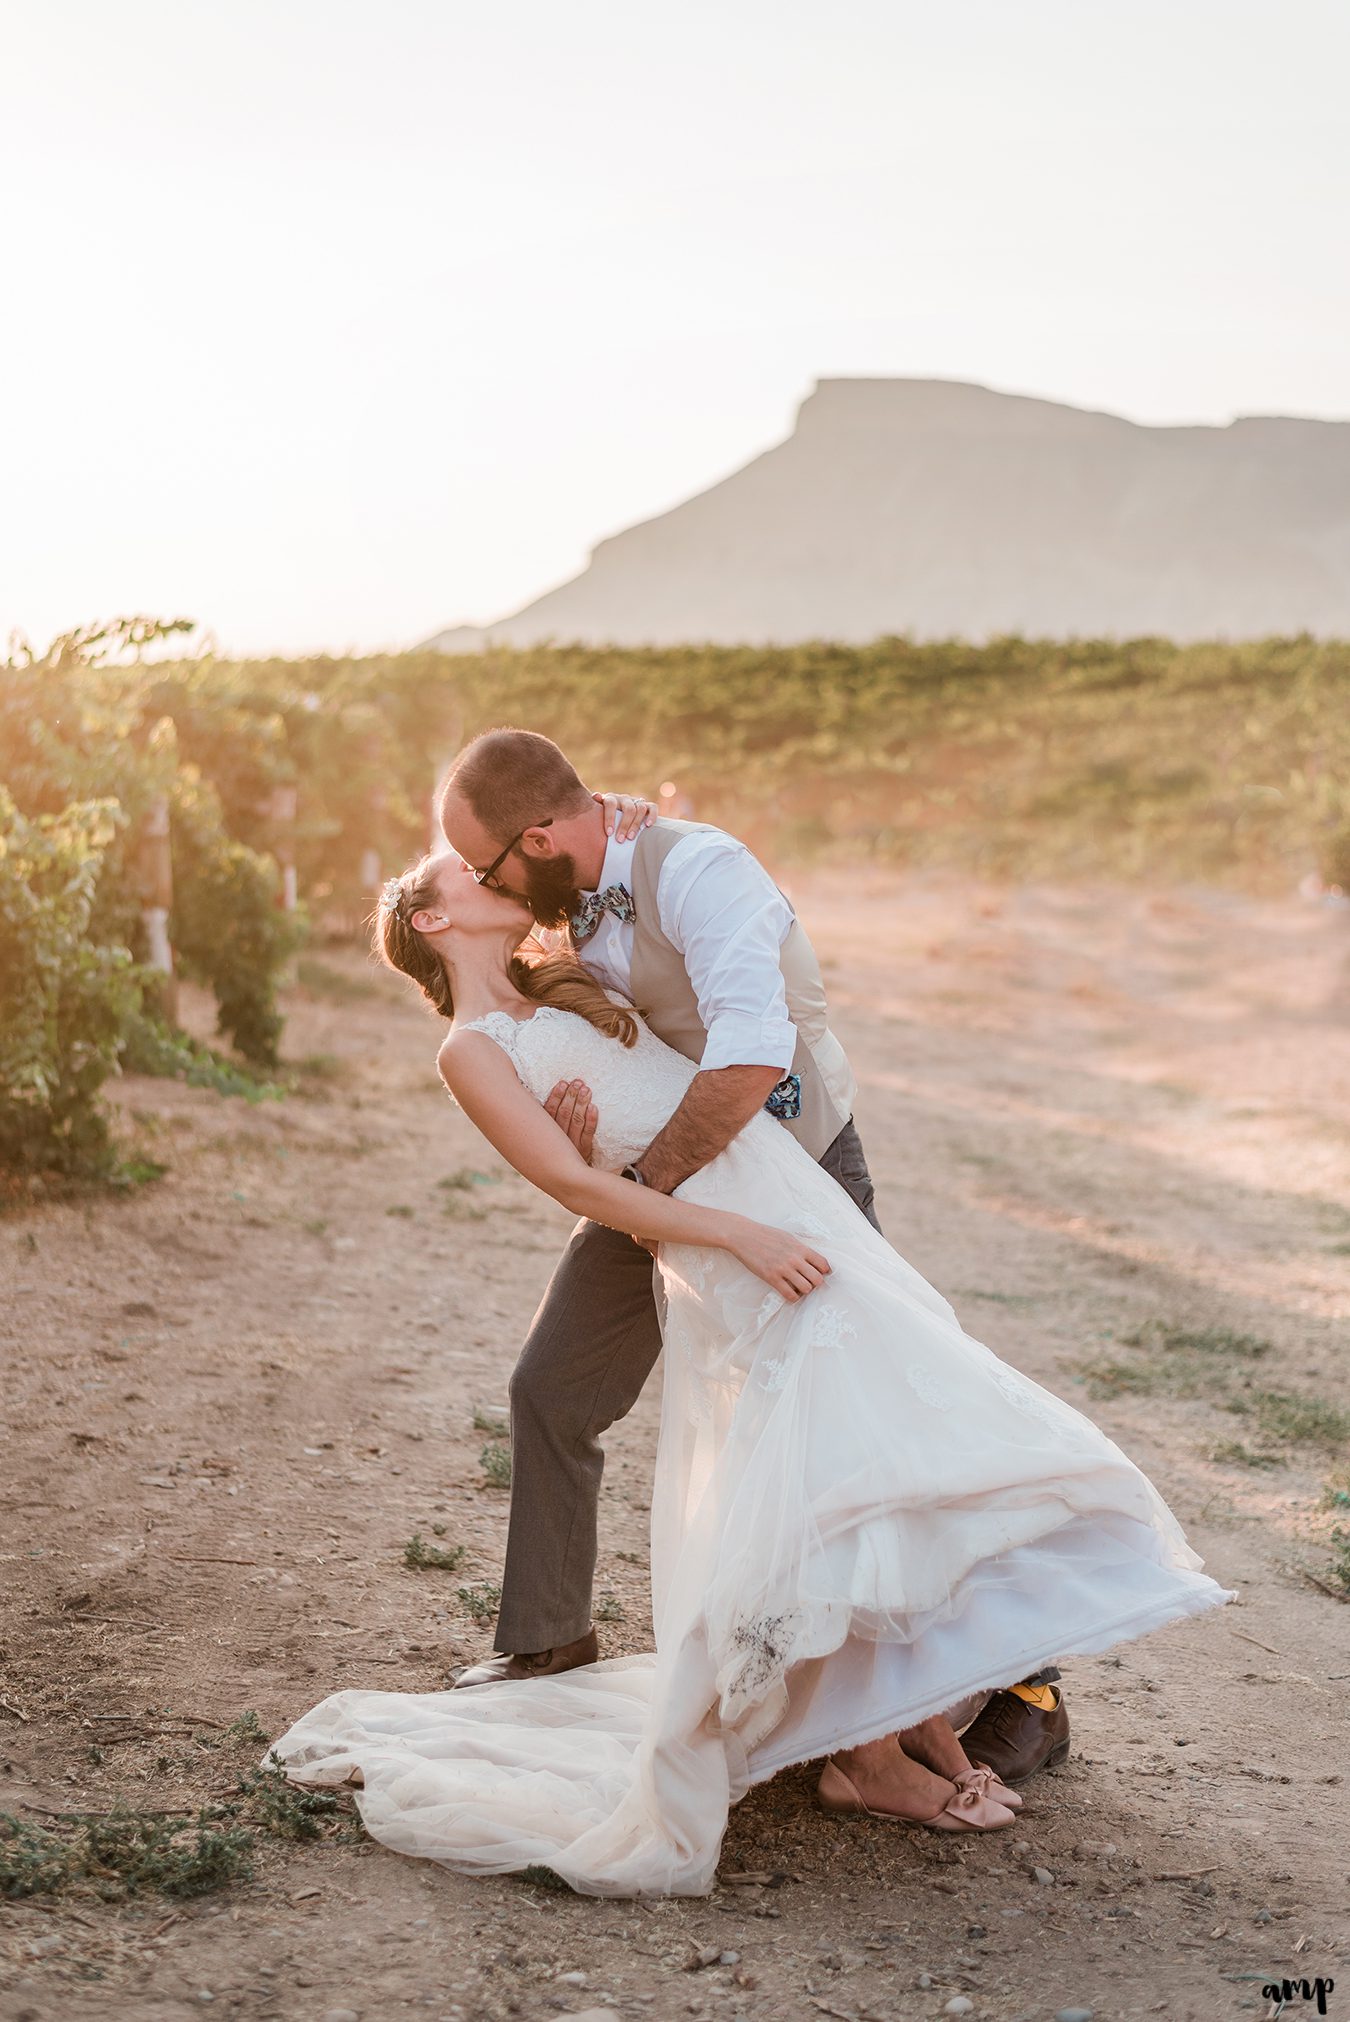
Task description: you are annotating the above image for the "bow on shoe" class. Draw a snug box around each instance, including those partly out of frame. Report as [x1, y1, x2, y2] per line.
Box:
[939, 1779, 1015, 1829]
[954, 1762, 1023, 1811]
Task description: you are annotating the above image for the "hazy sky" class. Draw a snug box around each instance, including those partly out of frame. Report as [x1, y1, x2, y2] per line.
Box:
[4, 0, 1347, 657]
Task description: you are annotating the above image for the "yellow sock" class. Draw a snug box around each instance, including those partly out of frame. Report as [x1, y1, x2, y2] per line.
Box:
[1009, 1682, 1059, 1710]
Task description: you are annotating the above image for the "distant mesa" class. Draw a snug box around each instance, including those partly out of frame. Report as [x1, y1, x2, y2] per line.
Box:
[422, 377, 1350, 649]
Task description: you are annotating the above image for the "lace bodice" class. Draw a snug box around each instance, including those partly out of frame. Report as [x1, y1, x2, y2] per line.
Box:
[451, 999, 700, 1172]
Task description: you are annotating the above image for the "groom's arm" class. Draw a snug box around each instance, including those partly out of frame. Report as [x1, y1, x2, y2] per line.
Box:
[634, 1062, 785, 1195]
[631, 837, 797, 1196]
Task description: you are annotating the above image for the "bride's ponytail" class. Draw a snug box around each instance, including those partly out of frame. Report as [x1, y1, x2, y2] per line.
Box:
[509, 949, 641, 1048]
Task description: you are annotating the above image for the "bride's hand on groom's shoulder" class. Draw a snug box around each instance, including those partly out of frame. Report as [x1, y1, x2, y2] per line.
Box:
[729, 1221, 832, 1303]
[544, 1079, 598, 1163]
[593, 791, 658, 839]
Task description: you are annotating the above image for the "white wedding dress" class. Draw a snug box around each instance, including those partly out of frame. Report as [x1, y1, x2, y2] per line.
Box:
[269, 1000, 1234, 1895]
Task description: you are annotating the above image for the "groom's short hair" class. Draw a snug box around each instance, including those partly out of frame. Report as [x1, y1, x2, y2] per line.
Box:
[441, 727, 592, 844]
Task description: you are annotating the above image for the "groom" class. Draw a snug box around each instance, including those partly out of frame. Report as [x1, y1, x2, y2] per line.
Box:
[437, 727, 1068, 1788]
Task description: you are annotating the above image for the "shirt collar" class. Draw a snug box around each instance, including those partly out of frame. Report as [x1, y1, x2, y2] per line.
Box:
[583, 828, 638, 899]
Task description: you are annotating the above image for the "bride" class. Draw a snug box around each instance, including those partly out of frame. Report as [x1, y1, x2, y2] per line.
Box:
[268, 848, 1235, 1897]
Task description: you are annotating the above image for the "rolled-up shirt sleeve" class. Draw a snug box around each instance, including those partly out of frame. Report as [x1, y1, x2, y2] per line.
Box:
[657, 838, 797, 1073]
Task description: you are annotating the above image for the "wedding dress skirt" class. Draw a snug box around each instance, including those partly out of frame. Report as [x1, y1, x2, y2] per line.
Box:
[269, 1001, 1235, 1895]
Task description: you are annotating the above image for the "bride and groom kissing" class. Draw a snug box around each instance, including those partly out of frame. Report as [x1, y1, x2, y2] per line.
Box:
[270, 726, 1233, 1896]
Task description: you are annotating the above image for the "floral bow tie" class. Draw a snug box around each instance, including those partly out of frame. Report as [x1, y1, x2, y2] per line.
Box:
[570, 883, 637, 944]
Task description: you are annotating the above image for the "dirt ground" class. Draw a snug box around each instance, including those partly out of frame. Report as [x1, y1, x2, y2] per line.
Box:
[2, 869, 1348, 2022]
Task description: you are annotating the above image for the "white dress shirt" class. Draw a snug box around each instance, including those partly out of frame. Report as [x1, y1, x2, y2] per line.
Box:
[544, 828, 799, 1074]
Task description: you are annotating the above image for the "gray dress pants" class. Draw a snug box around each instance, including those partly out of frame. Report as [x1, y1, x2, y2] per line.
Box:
[492, 1118, 1060, 1690]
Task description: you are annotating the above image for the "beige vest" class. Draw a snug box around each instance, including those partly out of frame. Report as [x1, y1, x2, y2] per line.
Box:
[627, 819, 854, 1160]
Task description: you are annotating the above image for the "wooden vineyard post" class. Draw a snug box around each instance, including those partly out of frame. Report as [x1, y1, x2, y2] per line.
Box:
[139, 794, 178, 1024]
[270, 784, 299, 915]
[269, 783, 300, 982]
[359, 843, 382, 911]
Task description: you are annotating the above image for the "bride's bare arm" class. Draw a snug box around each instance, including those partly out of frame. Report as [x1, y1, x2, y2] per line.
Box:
[437, 1032, 831, 1301]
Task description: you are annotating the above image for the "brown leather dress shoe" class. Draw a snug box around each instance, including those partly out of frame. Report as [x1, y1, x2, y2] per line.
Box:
[451, 1625, 599, 1689]
[959, 1686, 1070, 1787]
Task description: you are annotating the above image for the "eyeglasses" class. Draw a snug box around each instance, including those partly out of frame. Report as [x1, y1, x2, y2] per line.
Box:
[472, 817, 554, 888]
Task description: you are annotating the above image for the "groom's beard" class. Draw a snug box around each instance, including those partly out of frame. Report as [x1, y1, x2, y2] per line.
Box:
[520, 850, 584, 931]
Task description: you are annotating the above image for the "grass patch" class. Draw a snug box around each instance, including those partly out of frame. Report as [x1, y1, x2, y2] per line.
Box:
[1206, 1439, 1284, 1470]
[402, 1532, 466, 1573]
[1076, 1356, 1160, 1400]
[109, 1156, 171, 1190]
[0, 1725, 351, 1904]
[0, 1807, 253, 1903]
[1124, 1321, 1274, 1360]
[122, 1016, 286, 1104]
[1079, 1318, 1349, 1468]
[479, 1441, 512, 1488]
[385, 1203, 415, 1219]
[441, 1197, 489, 1222]
[954, 1288, 1038, 1308]
[594, 1595, 625, 1623]
[472, 1406, 509, 1437]
[292, 1051, 345, 1083]
[1076, 1317, 1275, 1404]
[1234, 1389, 1350, 1452]
[457, 1582, 502, 1626]
[1323, 1529, 1350, 1596]
[438, 1169, 502, 1223]
[1318, 1470, 1350, 1512]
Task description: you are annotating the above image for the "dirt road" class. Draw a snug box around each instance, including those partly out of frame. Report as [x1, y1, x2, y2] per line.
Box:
[2, 871, 1347, 2022]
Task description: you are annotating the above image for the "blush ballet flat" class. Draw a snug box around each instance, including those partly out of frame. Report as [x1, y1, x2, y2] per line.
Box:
[817, 1756, 1016, 1833]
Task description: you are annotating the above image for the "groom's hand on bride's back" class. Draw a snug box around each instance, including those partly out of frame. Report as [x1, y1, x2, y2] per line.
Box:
[544, 1079, 598, 1164]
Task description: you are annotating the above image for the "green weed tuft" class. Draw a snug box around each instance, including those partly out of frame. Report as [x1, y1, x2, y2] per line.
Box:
[1324, 1528, 1350, 1596]
[231, 1758, 343, 1842]
[457, 1582, 503, 1626]
[518, 1862, 574, 1892]
[403, 1533, 466, 1573]
[222, 1709, 271, 1745]
[479, 1442, 512, 1488]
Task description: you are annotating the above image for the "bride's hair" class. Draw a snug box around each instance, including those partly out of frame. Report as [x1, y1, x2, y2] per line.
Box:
[375, 855, 640, 1047]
